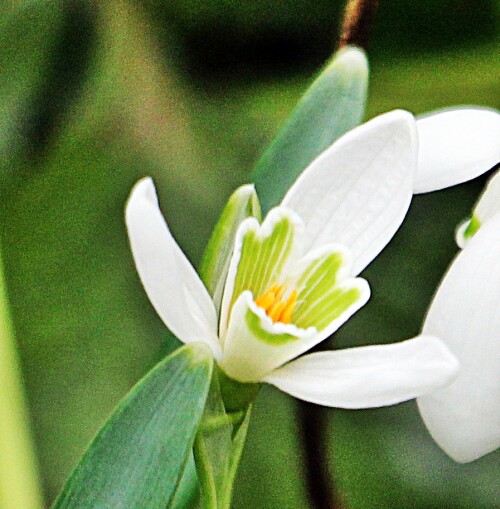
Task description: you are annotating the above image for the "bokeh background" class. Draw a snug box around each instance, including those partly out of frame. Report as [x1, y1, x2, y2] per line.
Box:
[0, 0, 498, 507]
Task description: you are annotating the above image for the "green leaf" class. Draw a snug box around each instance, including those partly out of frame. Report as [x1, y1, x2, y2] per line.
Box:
[52, 344, 213, 509]
[200, 184, 261, 312]
[170, 454, 200, 509]
[253, 45, 368, 213]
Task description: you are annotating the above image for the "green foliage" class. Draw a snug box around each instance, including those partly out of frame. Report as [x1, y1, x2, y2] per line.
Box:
[52, 344, 213, 509]
[0, 1, 498, 508]
[0, 246, 44, 509]
[253, 46, 368, 213]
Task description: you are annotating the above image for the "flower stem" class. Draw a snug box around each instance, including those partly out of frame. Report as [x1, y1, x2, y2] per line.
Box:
[0, 244, 44, 509]
[194, 405, 251, 509]
[193, 432, 218, 509]
[218, 411, 250, 509]
[338, 0, 380, 50]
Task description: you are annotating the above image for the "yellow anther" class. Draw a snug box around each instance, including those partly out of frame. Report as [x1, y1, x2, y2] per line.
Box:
[255, 285, 297, 324]
[275, 284, 285, 300]
[254, 290, 276, 311]
[278, 290, 297, 324]
[268, 300, 287, 322]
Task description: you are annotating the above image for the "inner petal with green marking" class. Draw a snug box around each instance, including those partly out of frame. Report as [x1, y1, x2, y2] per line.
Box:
[228, 208, 300, 312]
[222, 206, 368, 342]
[220, 207, 370, 382]
[252, 247, 363, 331]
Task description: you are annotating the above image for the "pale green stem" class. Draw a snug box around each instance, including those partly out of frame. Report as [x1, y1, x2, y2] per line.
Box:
[193, 432, 218, 509]
[194, 409, 251, 509]
[218, 414, 250, 509]
[0, 245, 44, 509]
[200, 412, 245, 433]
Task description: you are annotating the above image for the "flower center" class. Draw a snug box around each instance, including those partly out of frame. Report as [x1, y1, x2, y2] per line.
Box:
[254, 283, 298, 324]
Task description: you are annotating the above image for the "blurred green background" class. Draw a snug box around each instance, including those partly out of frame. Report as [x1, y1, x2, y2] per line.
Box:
[0, 0, 498, 507]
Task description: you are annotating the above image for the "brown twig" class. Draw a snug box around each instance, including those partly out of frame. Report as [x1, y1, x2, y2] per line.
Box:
[299, 401, 342, 509]
[300, 3, 380, 508]
[338, 0, 380, 50]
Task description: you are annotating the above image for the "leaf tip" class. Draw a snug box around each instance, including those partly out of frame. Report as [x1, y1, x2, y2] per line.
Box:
[331, 45, 369, 81]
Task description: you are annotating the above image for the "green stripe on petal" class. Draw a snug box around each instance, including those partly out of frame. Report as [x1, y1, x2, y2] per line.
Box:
[230, 208, 301, 310]
[456, 214, 481, 249]
[292, 249, 364, 331]
[463, 215, 481, 239]
[245, 307, 300, 346]
[296, 252, 344, 298]
[295, 286, 362, 330]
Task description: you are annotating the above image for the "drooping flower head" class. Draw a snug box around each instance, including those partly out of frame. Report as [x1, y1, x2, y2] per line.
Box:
[412, 107, 500, 462]
[412, 106, 500, 462]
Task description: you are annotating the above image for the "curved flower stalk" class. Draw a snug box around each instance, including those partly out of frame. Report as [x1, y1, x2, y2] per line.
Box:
[126, 110, 459, 410]
[417, 212, 500, 463]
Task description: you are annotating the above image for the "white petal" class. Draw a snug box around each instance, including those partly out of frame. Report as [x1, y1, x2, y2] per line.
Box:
[125, 178, 221, 358]
[414, 107, 500, 194]
[281, 110, 417, 275]
[264, 336, 459, 409]
[221, 273, 369, 383]
[474, 170, 500, 224]
[418, 212, 500, 462]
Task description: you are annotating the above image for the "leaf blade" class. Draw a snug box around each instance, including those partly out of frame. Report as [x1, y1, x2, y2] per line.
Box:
[52, 344, 213, 509]
[253, 46, 368, 213]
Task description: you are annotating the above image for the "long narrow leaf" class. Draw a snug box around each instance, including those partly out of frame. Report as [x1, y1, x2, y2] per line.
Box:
[253, 46, 368, 213]
[53, 344, 213, 509]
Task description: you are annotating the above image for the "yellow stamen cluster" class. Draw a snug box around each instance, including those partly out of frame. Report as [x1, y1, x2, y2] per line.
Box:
[254, 284, 298, 324]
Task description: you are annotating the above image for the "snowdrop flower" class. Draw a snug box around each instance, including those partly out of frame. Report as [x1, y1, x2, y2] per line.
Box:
[126, 110, 459, 410]
[417, 212, 500, 462]
[413, 107, 500, 462]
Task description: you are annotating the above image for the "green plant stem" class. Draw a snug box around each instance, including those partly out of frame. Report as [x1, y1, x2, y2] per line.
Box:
[200, 412, 245, 433]
[0, 245, 44, 509]
[193, 432, 218, 509]
[218, 412, 250, 509]
[194, 408, 251, 509]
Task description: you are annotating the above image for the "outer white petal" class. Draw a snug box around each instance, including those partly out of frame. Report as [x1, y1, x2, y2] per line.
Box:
[264, 336, 459, 409]
[281, 110, 417, 276]
[417, 212, 500, 462]
[474, 170, 500, 225]
[474, 170, 500, 224]
[456, 170, 500, 248]
[414, 107, 500, 194]
[220, 281, 368, 383]
[125, 178, 221, 358]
